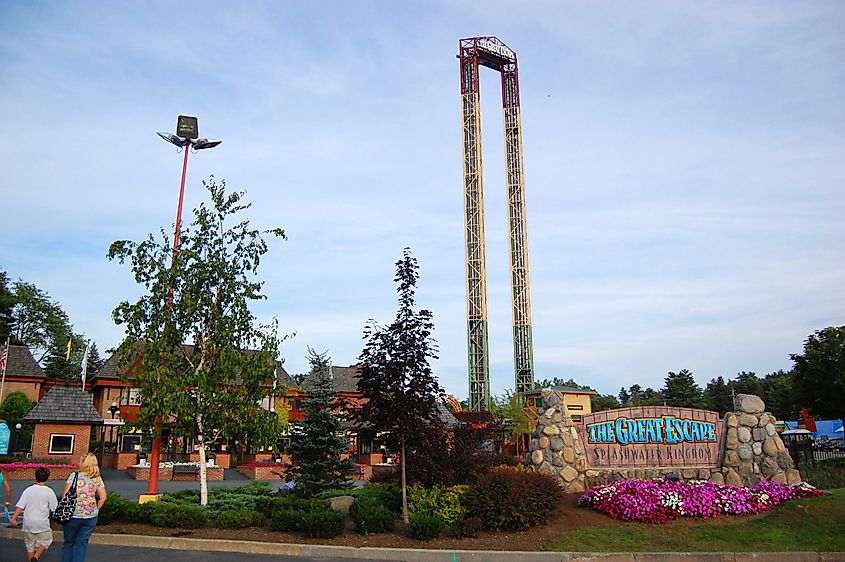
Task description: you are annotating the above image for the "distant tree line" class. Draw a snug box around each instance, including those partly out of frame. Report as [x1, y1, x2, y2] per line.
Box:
[0, 269, 104, 380]
[532, 325, 845, 427]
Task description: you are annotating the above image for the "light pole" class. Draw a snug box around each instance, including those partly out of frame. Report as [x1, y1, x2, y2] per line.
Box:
[143, 116, 221, 501]
[108, 401, 120, 451]
[13, 422, 21, 454]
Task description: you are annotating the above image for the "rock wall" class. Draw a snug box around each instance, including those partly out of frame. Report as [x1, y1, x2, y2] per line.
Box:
[527, 390, 800, 490]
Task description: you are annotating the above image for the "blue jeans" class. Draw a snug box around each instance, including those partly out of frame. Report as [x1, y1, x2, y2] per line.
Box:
[61, 516, 97, 562]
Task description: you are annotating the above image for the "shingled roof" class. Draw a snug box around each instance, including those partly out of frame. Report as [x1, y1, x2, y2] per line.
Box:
[2, 345, 45, 378]
[95, 346, 295, 387]
[299, 364, 361, 393]
[25, 385, 103, 424]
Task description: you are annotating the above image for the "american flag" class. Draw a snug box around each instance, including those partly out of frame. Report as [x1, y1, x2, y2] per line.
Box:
[0, 348, 6, 374]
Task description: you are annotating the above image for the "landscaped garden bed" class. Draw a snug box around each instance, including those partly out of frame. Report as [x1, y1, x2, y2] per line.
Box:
[577, 478, 826, 523]
[0, 462, 78, 480]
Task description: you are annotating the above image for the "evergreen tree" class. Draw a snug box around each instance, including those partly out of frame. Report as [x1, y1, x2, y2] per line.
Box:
[591, 394, 620, 412]
[732, 371, 764, 398]
[704, 376, 733, 414]
[617, 387, 631, 406]
[348, 248, 443, 522]
[661, 369, 704, 408]
[762, 370, 799, 420]
[287, 348, 354, 497]
[0, 271, 15, 342]
[42, 342, 78, 381]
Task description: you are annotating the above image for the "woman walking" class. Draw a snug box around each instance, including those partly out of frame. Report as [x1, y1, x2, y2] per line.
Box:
[60, 453, 107, 562]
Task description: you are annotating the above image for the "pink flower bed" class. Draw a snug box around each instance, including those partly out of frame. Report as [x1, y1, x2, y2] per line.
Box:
[1, 463, 79, 470]
[578, 479, 826, 524]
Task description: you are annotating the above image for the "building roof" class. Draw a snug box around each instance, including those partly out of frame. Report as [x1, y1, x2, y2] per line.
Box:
[435, 400, 460, 429]
[522, 385, 597, 396]
[299, 364, 361, 393]
[25, 385, 103, 424]
[95, 346, 294, 387]
[2, 345, 45, 378]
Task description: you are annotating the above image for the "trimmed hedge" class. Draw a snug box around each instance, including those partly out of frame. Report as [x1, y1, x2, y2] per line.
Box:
[407, 512, 444, 541]
[350, 498, 395, 535]
[301, 509, 346, 538]
[214, 509, 266, 529]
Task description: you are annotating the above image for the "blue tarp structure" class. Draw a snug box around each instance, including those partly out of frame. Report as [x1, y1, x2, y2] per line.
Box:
[785, 419, 845, 440]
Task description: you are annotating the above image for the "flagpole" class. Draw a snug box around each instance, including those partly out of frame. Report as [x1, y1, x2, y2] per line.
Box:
[0, 336, 10, 404]
[81, 339, 92, 392]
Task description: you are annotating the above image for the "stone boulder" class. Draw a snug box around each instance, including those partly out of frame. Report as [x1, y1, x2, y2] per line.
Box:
[734, 393, 765, 414]
[328, 496, 355, 514]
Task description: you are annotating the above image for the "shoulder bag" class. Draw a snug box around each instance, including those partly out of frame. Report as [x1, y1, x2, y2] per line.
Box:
[52, 472, 79, 523]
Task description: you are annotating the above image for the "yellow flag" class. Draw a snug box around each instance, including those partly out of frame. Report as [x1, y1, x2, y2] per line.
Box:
[66, 338, 72, 361]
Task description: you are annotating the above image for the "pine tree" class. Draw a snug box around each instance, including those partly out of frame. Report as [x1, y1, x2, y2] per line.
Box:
[662, 369, 704, 408]
[349, 248, 443, 522]
[287, 348, 354, 497]
[704, 376, 733, 415]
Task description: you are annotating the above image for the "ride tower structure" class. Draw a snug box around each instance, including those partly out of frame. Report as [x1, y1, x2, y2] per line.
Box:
[459, 36, 535, 411]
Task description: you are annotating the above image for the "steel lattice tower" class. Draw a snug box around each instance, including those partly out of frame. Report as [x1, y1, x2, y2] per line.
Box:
[459, 36, 535, 411]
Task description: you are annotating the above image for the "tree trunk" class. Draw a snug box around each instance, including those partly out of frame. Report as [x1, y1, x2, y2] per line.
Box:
[400, 436, 408, 524]
[197, 413, 208, 506]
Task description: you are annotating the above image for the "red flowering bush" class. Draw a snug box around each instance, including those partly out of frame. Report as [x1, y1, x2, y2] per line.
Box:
[0, 462, 79, 470]
[579, 478, 826, 523]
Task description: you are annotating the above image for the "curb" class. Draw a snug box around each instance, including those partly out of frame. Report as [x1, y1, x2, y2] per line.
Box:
[1, 528, 842, 561]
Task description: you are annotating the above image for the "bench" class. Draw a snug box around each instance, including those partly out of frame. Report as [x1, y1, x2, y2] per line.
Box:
[172, 465, 199, 481]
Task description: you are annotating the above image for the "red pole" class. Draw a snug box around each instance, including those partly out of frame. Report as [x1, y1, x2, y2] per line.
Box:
[146, 142, 191, 496]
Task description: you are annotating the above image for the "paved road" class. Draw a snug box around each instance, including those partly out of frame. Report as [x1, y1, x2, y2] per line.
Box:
[0, 537, 361, 562]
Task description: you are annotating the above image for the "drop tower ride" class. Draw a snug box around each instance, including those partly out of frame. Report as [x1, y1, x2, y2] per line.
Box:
[459, 36, 534, 410]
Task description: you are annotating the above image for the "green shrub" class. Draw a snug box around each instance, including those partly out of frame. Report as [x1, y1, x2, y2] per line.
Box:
[148, 502, 208, 529]
[97, 493, 130, 525]
[450, 515, 483, 538]
[301, 509, 346, 538]
[350, 498, 395, 535]
[407, 512, 444, 541]
[803, 460, 845, 490]
[356, 483, 402, 514]
[121, 501, 156, 524]
[214, 509, 266, 529]
[165, 489, 200, 503]
[270, 508, 305, 532]
[464, 467, 562, 531]
[407, 484, 468, 525]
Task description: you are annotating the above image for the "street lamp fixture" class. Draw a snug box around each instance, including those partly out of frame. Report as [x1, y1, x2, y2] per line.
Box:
[108, 401, 119, 419]
[143, 115, 221, 501]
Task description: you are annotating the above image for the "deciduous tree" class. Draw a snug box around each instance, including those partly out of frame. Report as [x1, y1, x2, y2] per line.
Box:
[791, 326, 845, 433]
[348, 248, 443, 522]
[109, 177, 286, 505]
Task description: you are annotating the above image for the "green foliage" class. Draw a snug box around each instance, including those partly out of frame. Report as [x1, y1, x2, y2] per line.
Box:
[270, 509, 305, 532]
[465, 467, 563, 531]
[450, 516, 483, 538]
[287, 348, 354, 497]
[792, 326, 845, 425]
[350, 498, 396, 534]
[97, 493, 130, 525]
[590, 393, 620, 412]
[407, 511, 444, 541]
[0, 391, 35, 450]
[148, 502, 208, 528]
[407, 484, 468, 525]
[121, 501, 153, 523]
[108, 177, 287, 505]
[348, 248, 444, 520]
[704, 376, 733, 415]
[8, 279, 75, 364]
[0, 271, 15, 342]
[662, 369, 704, 408]
[214, 509, 266, 529]
[301, 509, 346, 538]
[357, 483, 402, 514]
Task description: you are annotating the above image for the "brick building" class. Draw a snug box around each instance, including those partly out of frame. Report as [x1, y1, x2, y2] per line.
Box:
[24, 384, 102, 461]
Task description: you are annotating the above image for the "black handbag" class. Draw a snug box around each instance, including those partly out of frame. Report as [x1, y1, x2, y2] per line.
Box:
[52, 472, 78, 523]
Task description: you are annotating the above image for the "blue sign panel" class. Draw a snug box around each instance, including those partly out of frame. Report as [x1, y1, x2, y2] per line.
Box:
[0, 422, 10, 455]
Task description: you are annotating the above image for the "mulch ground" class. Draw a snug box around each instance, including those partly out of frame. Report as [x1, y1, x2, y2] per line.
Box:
[99, 493, 619, 551]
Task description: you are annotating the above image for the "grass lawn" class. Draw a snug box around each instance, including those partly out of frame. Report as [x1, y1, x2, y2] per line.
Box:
[543, 487, 845, 552]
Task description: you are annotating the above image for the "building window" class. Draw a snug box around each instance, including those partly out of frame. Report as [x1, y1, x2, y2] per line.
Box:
[49, 434, 74, 454]
[571, 415, 583, 423]
[567, 404, 584, 411]
[121, 434, 142, 452]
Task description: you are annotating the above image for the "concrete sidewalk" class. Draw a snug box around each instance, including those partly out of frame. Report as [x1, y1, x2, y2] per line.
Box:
[0, 529, 840, 562]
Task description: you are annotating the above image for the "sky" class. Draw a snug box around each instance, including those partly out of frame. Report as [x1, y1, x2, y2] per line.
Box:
[1, 1, 843, 401]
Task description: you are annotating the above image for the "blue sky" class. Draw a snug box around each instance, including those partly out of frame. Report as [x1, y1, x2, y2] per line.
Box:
[1, 1, 843, 400]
